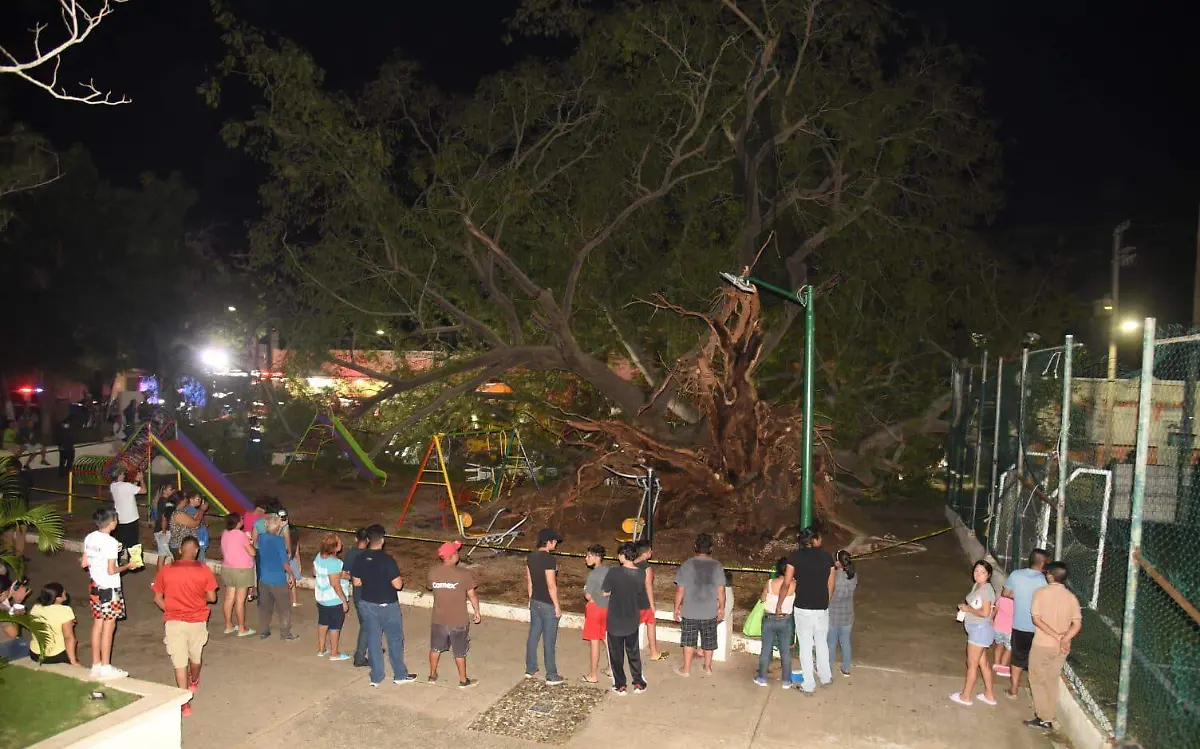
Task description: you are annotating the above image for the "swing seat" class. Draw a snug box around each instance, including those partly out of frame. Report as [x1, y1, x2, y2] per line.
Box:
[459, 509, 528, 557]
[615, 517, 645, 543]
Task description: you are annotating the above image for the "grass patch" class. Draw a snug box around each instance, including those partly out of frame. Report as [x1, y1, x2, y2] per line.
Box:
[0, 666, 139, 749]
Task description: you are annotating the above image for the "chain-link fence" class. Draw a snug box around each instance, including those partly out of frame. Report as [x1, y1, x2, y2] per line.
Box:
[945, 325, 1200, 748]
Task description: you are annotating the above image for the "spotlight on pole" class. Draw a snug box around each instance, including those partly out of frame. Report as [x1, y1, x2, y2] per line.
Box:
[1120, 318, 1141, 334]
[200, 348, 230, 371]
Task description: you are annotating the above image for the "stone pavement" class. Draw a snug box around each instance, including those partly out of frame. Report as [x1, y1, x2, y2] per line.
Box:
[25, 543, 1063, 749]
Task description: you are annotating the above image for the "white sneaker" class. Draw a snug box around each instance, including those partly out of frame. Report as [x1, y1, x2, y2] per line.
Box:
[98, 665, 129, 680]
[89, 664, 104, 679]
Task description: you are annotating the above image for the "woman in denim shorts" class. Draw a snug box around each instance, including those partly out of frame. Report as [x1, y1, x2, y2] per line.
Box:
[951, 559, 998, 706]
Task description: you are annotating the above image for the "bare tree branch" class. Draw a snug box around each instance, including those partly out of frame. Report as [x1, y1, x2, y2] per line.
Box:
[0, 0, 131, 104]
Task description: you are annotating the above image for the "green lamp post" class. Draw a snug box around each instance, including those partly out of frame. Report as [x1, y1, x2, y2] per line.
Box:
[719, 270, 816, 530]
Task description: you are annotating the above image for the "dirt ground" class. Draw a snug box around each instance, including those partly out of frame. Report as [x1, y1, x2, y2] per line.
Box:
[30, 462, 954, 628]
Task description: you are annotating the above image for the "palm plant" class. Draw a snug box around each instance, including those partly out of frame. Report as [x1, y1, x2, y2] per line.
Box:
[0, 454, 63, 666]
[0, 454, 65, 577]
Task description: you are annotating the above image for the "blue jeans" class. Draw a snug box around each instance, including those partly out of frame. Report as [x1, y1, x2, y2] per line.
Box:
[758, 614, 793, 682]
[0, 638, 30, 661]
[525, 600, 560, 680]
[360, 601, 408, 684]
[352, 592, 368, 663]
[827, 624, 852, 673]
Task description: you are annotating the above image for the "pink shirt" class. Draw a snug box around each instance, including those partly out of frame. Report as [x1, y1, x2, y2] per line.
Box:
[993, 594, 1014, 634]
[220, 529, 254, 569]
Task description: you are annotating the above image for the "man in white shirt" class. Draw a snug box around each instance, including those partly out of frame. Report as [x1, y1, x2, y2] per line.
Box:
[109, 470, 145, 554]
[82, 507, 141, 680]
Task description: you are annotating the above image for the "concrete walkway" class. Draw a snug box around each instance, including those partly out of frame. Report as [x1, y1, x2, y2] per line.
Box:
[25, 537, 1062, 749]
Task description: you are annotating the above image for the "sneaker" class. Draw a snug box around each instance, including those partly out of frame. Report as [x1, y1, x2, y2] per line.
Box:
[545, 676, 566, 686]
[459, 678, 478, 689]
[237, 629, 256, 637]
[280, 633, 300, 642]
[369, 682, 381, 688]
[89, 664, 103, 679]
[612, 686, 627, 696]
[524, 670, 539, 680]
[394, 674, 418, 684]
[781, 681, 794, 690]
[1024, 718, 1052, 731]
[328, 653, 351, 662]
[354, 659, 369, 668]
[753, 676, 769, 687]
[98, 665, 128, 680]
[632, 683, 647, 694]
[840, 668, 850, 677]
[188, 679, 200, 693]
[259, 631, 272, 640]
[181, 703, 194, 718]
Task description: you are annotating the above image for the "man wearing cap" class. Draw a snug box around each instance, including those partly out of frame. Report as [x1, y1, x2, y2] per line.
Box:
[525, 528, 565, 685]
[427, 540, 482, 688]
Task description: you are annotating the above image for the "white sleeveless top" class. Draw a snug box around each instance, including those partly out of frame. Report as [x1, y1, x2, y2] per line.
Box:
[764, 580, 796, 614]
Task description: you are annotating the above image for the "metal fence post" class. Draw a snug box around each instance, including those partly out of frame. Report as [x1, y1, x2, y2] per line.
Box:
[1115, 317, 1155, 740]
[970, 351, 989, 528]
[1013, 347, 1030, 557]
[1055, 336, 1073, 555]
[986, 358, 1005, 544]
[947, 361, 960, 512]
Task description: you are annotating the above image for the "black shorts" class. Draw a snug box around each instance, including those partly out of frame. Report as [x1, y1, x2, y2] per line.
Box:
[114, 521, 140, 553]
[430, 623, 470, 658]
[317, 603, 346, 630]
[680, 617, 718, 651]
[1011, 629, 1035, 669]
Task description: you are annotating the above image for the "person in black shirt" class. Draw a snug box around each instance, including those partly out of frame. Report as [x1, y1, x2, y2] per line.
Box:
[778, 527, 835, 694]
[349, 524, 415, 687]
[55, 419, 75, 477]
[602, 542, 647, 695]
[525, 527, 565, 684]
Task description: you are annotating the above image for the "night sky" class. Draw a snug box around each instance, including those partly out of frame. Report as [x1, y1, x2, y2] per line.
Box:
[4, 0, 1199, 328]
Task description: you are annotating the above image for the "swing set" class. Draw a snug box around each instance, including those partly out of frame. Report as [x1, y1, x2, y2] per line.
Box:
[397, 428, 538, 536]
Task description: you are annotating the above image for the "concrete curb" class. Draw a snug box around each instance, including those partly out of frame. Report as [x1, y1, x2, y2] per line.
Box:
[943, 508, 1111, 749]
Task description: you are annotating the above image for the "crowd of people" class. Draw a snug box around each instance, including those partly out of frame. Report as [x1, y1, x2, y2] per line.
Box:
[5, 472, 1083, 737]
[952, 548, 1084, 733]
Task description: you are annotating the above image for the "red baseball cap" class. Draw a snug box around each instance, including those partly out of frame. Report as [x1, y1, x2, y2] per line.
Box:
[437, 540, 463, 559]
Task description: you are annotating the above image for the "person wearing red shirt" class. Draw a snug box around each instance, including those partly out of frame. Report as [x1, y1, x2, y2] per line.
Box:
[152, 536, 217, 717]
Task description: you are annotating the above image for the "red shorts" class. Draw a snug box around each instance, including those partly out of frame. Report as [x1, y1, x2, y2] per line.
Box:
[582, 602, 608, 640]
[639, 608, 655, 625]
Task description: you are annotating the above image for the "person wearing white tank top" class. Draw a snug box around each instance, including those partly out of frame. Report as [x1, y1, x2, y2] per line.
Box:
[754, 559, 797, 687]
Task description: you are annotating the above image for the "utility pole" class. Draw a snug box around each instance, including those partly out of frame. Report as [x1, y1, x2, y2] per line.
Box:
[1108, 220, 1130, 380]
[1194, 204, 1200, 327]
[1102, 220, 1131, 466]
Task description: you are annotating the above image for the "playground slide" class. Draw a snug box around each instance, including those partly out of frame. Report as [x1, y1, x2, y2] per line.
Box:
[150, 430, 255, 515]
[318, 414, 387, 484]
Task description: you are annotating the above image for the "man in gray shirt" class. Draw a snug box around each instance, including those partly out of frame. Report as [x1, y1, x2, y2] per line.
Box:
[673, 533, 726, 676]
[582, 545, 610, 683]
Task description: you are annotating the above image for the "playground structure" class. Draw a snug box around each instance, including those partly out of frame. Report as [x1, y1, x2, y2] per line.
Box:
[399, 429, 538, 536]
[456, 508, 529, 558]
[282, 412, 388, 486]
[605, 465, 660, 543]
[68, 420, 255, 516]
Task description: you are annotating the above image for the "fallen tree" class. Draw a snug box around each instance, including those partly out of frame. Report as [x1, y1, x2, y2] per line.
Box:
[210, 0, 1071, 534]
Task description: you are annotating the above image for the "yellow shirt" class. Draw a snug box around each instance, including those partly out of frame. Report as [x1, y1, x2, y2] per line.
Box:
[29, 603, 75, 657]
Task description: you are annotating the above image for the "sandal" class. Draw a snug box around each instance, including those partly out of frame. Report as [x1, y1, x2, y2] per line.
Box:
[977, 695, 997, 706]
[650, 652, 669, 661]
[580, 675, 599, 684]
[950, 692, 973, 706]
[673, 666, 690, 678]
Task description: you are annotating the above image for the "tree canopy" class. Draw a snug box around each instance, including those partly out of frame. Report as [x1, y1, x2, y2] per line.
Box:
[210, 0, 1074, 521]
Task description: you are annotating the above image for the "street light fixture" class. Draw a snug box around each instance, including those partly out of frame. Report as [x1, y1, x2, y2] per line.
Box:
[227, 306, 237, 312]
[375, 329, 386, 336]
[200, 347, 231, 371]
[1120, 318, 1141, 334]
[719, 268, 817, 530]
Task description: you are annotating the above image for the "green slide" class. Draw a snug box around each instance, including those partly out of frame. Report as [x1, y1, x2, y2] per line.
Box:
[318, 414, 387, 486]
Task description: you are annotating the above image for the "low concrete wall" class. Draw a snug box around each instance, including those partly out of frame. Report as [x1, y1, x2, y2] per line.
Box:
[45, 535, 739, 662]
[943, 507, 1111, 749]
[15, 660, 190, 749]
